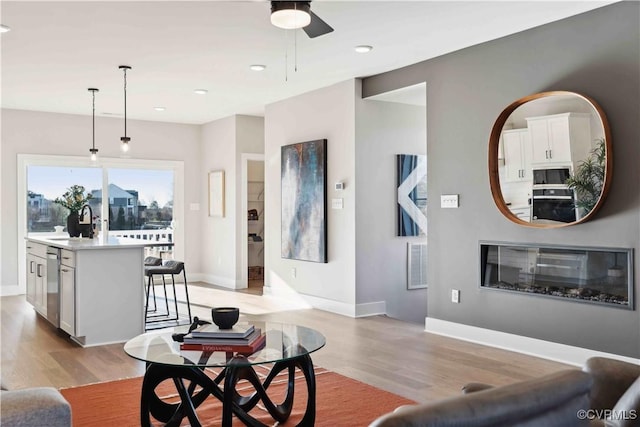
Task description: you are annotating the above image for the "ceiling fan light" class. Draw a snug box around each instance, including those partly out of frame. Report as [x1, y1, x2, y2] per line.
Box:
[271, 2, 311, 30]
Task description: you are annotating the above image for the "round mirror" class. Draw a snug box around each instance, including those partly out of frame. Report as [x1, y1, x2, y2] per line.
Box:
[489, 91, 612, 228]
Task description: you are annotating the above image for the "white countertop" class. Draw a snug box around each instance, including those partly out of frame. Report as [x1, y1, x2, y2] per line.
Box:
[26, 233, 169, 250]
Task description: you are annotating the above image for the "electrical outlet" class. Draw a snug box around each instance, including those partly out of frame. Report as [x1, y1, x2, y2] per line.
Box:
[291, 267, 296, 278]
[451, 289, 460, 303]
[441, 194, 459, 208]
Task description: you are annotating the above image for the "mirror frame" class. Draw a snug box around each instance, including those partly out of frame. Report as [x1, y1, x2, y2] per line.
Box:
[488, 91, 612, 228]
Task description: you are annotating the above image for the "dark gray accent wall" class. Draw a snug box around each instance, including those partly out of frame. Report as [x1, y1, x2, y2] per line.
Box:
[362, 3, 640, 357]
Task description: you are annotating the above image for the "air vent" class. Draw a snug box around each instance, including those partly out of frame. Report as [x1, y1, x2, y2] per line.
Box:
[407, 243, 427, 289]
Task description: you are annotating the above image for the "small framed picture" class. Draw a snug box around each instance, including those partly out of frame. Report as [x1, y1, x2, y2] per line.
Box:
[208, 170, 225, 217]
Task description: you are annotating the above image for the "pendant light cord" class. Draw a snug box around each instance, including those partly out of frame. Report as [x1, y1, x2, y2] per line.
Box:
[92, 90, 96, 149]
[294, 2, 298, 73]
[123, 67, 128, 138]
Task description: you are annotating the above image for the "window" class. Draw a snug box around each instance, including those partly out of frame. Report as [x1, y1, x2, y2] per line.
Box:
[18, 154, 184, 267]
[26, 166, 101, 232]
[107, 168, 173, 232]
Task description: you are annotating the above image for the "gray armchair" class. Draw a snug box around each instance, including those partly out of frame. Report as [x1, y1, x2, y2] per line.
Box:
[369, 357, 640, 427]
[369, 369, 592, 427]
[0, 386, 71, 427]
[583, 357, 640, 427]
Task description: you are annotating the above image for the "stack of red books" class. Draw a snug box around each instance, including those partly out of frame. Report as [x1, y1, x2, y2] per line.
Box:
[180, 323, 265, 355]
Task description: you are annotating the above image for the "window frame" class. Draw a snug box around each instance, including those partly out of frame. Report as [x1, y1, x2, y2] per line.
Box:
[17, 154, 184, 290]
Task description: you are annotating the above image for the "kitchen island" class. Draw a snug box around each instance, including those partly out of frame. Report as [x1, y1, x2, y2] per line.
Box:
[26, 234, 149, 347]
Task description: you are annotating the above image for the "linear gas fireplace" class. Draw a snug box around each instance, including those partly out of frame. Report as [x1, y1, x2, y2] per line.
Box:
[480, 242, 634, 309]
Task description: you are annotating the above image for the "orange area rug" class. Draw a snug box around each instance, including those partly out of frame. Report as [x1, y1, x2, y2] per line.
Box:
[60, 367, 415, 426]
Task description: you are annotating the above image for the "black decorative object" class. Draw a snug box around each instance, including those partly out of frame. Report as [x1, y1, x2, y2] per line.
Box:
[211, 307, 240, 329]
[67, 212, 81, 238]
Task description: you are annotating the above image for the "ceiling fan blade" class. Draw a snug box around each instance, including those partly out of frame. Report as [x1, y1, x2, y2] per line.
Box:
[303, 10, 334, 38]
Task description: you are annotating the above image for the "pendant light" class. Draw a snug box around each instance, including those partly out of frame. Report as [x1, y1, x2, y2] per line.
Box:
[88, 88, 99, 161]
[119, 65, 132, 152]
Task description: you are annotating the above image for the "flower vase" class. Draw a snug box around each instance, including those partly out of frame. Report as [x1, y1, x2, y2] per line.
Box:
[67, 212, 81, 237]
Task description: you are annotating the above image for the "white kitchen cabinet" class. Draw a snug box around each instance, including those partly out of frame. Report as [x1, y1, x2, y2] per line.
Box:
[527, 113, 592, 165]
[59, 250, 75, 335]
[26, 235, 146, 347]
[26, 253, 37, 305]
[502, 129, 532, 182]
[26, 242, 47, 316]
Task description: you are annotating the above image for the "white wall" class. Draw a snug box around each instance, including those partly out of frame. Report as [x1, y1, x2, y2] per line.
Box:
[199, 115, 264, 288]
[355, 98, 427, 323]
[200, 115, 237, 287]
[1, 109, 201, 291]
[264, 80, 357, 314]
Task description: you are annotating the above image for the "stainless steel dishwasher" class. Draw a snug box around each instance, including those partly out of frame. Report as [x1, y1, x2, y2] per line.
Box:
[46, 246, 60, 327]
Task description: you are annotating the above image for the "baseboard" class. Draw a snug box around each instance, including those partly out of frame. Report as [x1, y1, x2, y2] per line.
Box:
[355, 301, 386, 318]
[425, 318, 640, 366]
[262, 286, 385, 319]
[295, 294, 358, 317]
[0, 284, 23, 297]
[197, 273, 238, 289]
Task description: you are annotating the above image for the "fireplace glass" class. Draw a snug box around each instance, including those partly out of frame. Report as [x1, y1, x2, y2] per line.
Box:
[480, 242, 633, 309]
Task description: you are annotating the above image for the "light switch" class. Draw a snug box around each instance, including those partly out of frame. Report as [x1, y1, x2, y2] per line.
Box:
[190, 203, 200, 211]
[331, 198, 344, 209]
[440, 194, 459, 208]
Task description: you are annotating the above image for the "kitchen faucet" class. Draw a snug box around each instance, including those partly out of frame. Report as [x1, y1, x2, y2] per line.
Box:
[80, 204, 94, 238]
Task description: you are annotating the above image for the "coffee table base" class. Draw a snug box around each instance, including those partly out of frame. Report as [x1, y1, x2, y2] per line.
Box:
[140, 353, 316, 427]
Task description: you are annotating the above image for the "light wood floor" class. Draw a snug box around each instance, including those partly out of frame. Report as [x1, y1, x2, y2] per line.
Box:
[0, 283, 573, 403]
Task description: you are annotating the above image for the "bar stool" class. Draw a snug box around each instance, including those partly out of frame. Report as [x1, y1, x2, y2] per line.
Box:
[144, 260, 192, 330]
[144, 256, 162, 313]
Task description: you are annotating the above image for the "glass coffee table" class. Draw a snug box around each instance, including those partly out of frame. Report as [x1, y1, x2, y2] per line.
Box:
[124, 321, 326, 427]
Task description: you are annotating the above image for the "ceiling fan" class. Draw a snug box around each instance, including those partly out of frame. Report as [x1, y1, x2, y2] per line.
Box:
[270, 1, 334, 38]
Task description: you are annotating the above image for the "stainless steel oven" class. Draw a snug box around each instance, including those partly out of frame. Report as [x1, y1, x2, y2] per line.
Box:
[532, 188, 576, 223]
[532, 167, 571, 186]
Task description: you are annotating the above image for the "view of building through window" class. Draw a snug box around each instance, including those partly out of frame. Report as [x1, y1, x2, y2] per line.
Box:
[27, 166, 174, 234]
[106, 168, 174, 231]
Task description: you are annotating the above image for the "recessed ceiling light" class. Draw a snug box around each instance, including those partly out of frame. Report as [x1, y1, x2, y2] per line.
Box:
[194, 89, 208, 95]
[250, 64, 266, 71]
[154, 107, 166, 111]
[354, 45, 373, 53]
[0, 25, 11, 33]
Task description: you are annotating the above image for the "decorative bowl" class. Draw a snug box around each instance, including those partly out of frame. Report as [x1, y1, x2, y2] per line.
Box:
[211, 307, 239, 329]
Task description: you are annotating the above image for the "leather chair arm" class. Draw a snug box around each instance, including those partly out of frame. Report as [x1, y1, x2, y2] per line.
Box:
[462, 382, 495, 394]
[583, 357, 640, 411]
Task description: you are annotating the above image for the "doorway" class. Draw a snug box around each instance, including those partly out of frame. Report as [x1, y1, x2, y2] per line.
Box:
[241, 154, 265, 292]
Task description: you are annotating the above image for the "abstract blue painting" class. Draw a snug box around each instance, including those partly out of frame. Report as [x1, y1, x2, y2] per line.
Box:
[397, 154, 427, 236]
[281, 139, 327, 263]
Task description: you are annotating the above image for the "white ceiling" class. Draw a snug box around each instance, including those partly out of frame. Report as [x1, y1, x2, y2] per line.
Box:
[1, 1, 612, 124]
